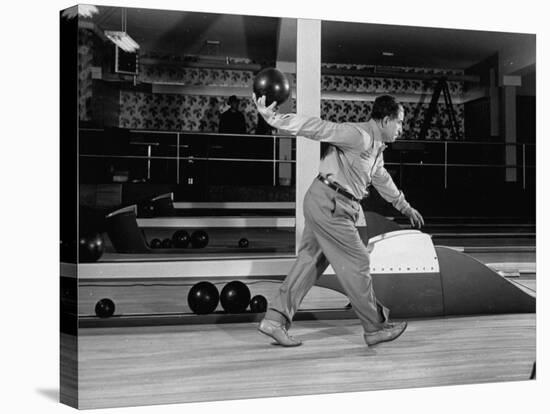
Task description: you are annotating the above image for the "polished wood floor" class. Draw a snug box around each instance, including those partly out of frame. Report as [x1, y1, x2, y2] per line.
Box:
[75, 312, 535, 409]
[71, 238, 536, 409]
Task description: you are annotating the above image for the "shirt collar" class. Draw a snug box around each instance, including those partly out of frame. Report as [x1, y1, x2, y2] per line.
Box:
[366, 119, 385, 147]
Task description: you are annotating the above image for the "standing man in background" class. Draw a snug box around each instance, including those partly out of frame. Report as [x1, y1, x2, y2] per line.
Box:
[218, 95, 246, 134]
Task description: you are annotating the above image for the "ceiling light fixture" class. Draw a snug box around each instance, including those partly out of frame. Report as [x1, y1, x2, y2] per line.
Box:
[105, 31, 140, 53]
[382, 52, 395, 56]
[104, 8, 140, 54]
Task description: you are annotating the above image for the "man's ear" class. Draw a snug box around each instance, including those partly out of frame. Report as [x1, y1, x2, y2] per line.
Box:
[382, 116, 390, 127]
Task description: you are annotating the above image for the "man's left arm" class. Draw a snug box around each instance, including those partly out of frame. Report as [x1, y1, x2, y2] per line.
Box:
[371, 157, 424, 228]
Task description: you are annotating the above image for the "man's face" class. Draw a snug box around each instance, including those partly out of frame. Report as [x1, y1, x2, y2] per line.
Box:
[381, 107, 404, 142]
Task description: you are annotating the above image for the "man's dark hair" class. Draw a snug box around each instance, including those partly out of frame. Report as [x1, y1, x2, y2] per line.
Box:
[370, 95, 402, 120]
[228, 95, 239, 104]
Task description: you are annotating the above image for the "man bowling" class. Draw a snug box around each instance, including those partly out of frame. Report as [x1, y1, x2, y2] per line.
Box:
[254, 93, 424, 347]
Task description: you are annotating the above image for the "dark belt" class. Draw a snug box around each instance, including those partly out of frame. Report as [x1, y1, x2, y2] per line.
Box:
[317, 174, 361, 202]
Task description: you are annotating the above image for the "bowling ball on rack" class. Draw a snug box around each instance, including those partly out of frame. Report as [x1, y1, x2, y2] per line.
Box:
[250, 295, 268, 313]
[139, 202, 155, 218]
[238, 238, 249, 248]
[149, 238, 162, 249]
[187, 281, 219, 315]
[220, 281, 251, 313]
[161, 238, 173, 248]
[95, 298, 115, 318]
[190, 230, 209, 248]
[172, 230, 190, 248]
[253, 67, 291, 107]
[79, 232, 105, 262]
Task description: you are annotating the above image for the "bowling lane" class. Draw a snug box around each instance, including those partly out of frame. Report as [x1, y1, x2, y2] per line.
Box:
[102, 226, 296, 260]
[434, 235, 535, 276]
[507, 276, 536, 296]
[72, 313, 536, 409]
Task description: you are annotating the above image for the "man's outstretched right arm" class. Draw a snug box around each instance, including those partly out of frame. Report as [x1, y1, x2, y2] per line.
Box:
[253, 94, 364, 149]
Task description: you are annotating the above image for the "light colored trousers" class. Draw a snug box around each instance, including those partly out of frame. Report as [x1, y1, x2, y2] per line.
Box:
[266, 178, 389, 333]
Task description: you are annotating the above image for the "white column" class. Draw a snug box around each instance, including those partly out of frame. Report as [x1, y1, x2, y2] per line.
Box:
[295, 19, 321, 251]
[275, 18, 297, 186]
[500, 75, 521, 182]
[275, 61, 296, 186]
[489, 68, 499, 136]
[503, 86, 517, 182]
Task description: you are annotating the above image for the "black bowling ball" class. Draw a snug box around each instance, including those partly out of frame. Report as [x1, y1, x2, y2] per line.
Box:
[139, 202, 156, 218]
[190, 230, 209, 248]
[253, 67, 291, 107]
[150, 238, 162, 249]
[187, 281, 219, 315]
[79, 232, 105, 262]
[220, 281, 251, 313]
[95, 298, 115, 318]
[238, 238, 249, 248]
[172, 230, 190, 248]
[161, 238, 173, 248]
[250, 295, 268, 313]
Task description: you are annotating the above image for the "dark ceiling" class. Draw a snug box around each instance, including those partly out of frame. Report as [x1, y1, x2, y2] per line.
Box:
[90, 6, 535, 72]
[92, 6, 282, 64]
[321, 21, 535, 70]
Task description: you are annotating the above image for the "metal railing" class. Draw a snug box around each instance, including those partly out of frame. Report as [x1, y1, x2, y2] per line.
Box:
[384, 139, 535, 189]
[79, 129, 296, 186]
[79, 128, 535, 189]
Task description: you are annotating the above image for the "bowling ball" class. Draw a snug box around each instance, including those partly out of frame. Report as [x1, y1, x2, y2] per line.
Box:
[95, 298, 115, 318]
[150, 238, 162, 249]
[250, 295, 268, 313]
[253, 67, 291, 107]
[172, 230, 190, 248]
[190, 230, 209, 248]
[161, 238, 173, 248]
[187, 281, 219, 315]
[139, 202, 155, 218]
[220, 281, 251, 313]
[79, 232, 104, 262]
[238, 238, 249, 248]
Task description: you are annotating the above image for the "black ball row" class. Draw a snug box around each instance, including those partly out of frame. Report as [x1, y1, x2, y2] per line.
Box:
[149, 229, 209, 249]
[187, 281, 267, 315]
[149, 231, 251, 250]
[92, 281, 267, 318]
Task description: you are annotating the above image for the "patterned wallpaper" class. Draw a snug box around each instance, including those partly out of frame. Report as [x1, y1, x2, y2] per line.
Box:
[321, 62, 464, 95]
[78, 29, 94, 121]
[79, 28, 465, 139]
[321, 100, 464, 140]
[119, 94, 463, 140]
[119, 93, 261, 132]
[140, 61, 463, 95]
[140, 65, 255, 88]
[140, 62, 464, 96]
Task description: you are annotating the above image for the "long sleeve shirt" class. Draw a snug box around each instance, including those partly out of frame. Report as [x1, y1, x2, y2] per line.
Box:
[265, 112, 412, 214]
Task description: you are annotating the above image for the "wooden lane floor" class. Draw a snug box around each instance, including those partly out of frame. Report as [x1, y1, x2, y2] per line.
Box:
[73, 313, 536, 409]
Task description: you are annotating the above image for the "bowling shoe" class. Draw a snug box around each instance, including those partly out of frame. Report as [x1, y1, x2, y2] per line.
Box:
[363, 321, 407, 347]
[258, 318, 302, 347]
